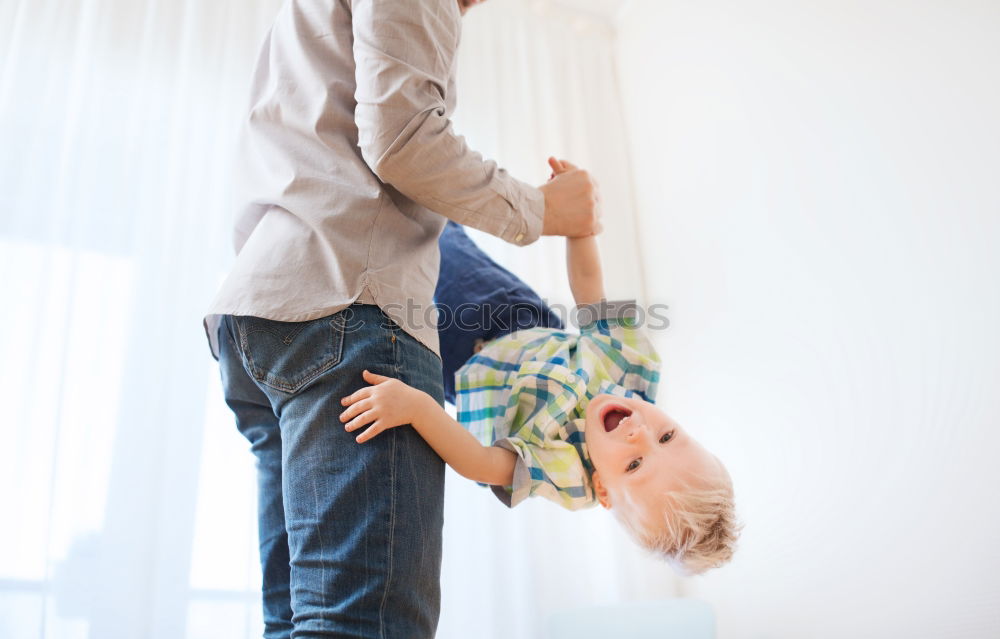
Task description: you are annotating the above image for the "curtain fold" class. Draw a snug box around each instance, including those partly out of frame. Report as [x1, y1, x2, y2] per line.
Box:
[0, 2, 671, 638]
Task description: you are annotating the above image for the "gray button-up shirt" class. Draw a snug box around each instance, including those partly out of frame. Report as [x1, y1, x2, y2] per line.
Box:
[204, 0, 545, 359]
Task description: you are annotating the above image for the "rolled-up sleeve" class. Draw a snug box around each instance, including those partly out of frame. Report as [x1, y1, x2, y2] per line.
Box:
[351, 0, 543, 246]
[491, 435, 595, 511]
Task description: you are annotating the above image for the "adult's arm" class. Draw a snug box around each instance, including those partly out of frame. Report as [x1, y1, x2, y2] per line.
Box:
[351, 0, 543, 246]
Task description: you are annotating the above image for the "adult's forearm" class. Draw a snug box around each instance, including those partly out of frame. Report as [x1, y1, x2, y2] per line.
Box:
[362, 120, 545, 247]
[351, 0, 542, 246]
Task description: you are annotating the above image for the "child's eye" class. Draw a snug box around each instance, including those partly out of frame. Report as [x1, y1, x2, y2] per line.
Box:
[626, 459, 641, 472]
[659, 430, 675, 444]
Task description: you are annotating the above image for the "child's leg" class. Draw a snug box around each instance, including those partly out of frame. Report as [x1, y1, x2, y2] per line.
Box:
[434, 221, 564, 404]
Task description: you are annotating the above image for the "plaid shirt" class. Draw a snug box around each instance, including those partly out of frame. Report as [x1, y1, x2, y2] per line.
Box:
[454, 311, 662, 510]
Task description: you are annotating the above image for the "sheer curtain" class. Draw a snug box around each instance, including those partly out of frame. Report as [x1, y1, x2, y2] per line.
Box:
[0, 1, 671, 638]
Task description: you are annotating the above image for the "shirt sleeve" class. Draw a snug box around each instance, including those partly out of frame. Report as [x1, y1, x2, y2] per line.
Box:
[492, 434, 595, 511]
[480, 358, 597, 511]
[350, 0, 544, 246]
[577, 300, 662, 403]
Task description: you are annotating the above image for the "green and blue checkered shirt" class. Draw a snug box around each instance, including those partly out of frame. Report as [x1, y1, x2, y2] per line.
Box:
[454, 306, 662, 510]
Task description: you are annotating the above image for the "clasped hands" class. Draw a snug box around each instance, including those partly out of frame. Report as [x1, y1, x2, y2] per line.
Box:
[539, 156, 603, 237]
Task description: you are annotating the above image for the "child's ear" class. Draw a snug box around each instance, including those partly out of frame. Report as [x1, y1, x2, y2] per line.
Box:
[592, 471, 611, 509]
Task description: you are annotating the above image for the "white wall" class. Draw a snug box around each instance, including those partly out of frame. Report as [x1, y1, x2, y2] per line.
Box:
[615, 1, 1000, 637]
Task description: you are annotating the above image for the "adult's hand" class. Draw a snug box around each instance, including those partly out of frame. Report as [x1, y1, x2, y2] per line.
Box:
[538, 156, 602, 237]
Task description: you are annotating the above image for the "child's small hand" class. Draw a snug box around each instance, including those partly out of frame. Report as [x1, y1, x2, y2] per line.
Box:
[339, 369, 432, 443]
[548, 156, 570, 180]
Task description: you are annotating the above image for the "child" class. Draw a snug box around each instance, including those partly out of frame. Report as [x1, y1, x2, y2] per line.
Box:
[340, 159, 739, 575]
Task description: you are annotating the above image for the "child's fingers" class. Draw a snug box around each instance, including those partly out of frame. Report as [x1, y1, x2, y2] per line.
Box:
[548, 157, 572, 182]
[340, 385, 373, 406]
[344, 410, 376, 433]
[558, 158, 579, 171]
[355, 420, 384, 443]
[362, 369, 392, 384]
[339, 398, 373, 422]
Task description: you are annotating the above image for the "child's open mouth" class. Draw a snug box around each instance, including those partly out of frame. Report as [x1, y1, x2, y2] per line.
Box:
[600, 404, 633, 432]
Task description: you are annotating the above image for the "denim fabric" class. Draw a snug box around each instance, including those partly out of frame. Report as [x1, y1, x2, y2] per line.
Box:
[434, 221, 564, 404]
[217, 303, 445, 639]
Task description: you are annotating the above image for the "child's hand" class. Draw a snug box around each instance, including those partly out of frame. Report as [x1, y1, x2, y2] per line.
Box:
[339, 369, 433, 443]
[548, 156, 570, 180]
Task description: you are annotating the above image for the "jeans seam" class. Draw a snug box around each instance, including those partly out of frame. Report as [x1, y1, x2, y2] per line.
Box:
[310, 476, 329, 629]
[378, 327, 402, 639]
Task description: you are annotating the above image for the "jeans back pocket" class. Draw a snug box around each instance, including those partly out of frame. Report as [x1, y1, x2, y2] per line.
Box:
[234, 313, 346, 394]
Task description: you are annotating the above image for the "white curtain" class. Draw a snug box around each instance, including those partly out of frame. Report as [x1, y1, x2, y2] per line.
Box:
[0, 1, 672, 638]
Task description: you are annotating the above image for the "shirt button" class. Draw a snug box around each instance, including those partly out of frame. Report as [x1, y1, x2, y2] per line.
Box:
[566, 373, 577, 383]
[514, 232, 524, 243]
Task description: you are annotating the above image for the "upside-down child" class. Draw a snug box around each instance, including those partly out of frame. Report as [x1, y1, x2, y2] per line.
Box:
[340, 158, 739, 574]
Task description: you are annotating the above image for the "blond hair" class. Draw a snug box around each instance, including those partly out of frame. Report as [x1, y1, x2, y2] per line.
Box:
[611, 476, 741, 575]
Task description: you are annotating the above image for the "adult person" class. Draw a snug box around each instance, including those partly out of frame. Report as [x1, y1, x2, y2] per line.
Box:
[204, 0, 601, 637]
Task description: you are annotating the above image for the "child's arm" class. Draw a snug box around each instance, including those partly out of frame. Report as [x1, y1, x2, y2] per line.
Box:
[567, 235, 605, 306]
[340, 369, 517, 486]
[549, 157, 606, 306]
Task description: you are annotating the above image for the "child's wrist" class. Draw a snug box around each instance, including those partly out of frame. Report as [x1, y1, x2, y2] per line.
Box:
[410, 390, 442, 431]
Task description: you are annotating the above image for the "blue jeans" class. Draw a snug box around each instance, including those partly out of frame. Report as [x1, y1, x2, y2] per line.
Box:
[217, 303, 445, 638]
[434, 221, 563, 404]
